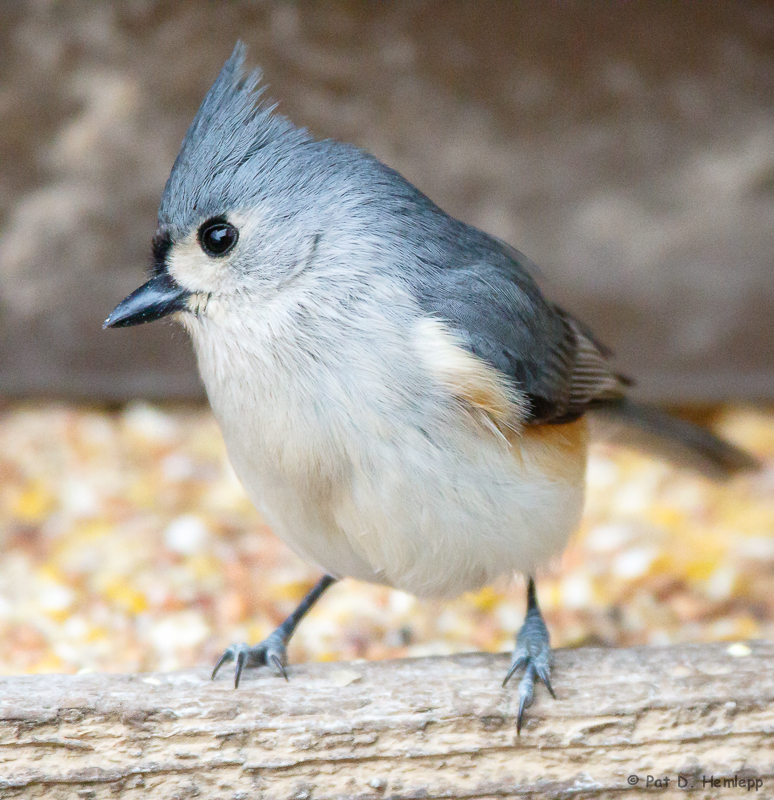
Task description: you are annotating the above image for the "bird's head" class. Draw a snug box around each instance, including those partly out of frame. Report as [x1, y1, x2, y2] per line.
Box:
[104, 43, 358, 334]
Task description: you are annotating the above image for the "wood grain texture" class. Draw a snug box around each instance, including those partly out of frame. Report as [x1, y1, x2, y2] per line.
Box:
[1, 642, 772, 799]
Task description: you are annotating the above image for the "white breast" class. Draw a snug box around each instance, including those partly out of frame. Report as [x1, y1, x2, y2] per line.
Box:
[187, 290, 587, 599]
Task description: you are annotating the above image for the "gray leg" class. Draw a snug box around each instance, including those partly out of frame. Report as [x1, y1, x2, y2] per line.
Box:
[212, 574, 337, 688]
[503, 577, 556, 734]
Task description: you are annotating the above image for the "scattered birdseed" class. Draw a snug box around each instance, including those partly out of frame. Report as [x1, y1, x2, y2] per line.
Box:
[0, 401, 771, 675]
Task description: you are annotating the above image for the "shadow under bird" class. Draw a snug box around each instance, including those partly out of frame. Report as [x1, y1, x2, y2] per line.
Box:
[105, 44, 757, 733]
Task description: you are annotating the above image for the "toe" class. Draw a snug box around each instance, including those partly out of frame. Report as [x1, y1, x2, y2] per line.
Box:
[516, 663, 537, 735]
[516, 694, 529, 735]
[211, 643, 241, 681]
[535, 662, 556, 699]
[502, 653, 527, 687]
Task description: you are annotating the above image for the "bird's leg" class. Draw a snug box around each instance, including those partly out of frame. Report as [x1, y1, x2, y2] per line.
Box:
[212, 574, 337, 688]
[503, 577, 556, 734]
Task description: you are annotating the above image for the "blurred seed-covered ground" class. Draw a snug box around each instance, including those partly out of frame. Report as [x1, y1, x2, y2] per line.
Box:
[0, 402, 772, 677]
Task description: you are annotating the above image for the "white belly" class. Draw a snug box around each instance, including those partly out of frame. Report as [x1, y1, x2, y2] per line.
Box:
[190, 299, 587, 599]
[222, 409, 587, 599]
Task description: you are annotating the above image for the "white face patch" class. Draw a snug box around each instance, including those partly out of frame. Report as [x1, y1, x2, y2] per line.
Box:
[166, 230, 230, 295]
[165, 209, 264, 296]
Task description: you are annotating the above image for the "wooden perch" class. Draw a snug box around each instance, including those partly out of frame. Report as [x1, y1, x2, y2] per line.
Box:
[1, 641, 772, 799]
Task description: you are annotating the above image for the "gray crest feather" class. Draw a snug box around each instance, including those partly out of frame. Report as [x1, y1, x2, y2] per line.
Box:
[158, 42, 311, 232]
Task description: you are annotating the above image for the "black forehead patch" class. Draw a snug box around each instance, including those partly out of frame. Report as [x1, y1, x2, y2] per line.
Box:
[151, 229, 172, 275]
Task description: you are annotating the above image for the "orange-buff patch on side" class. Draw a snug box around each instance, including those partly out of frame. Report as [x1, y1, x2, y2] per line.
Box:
[414, 317, 528, 433]
[510, 417, 589, 486]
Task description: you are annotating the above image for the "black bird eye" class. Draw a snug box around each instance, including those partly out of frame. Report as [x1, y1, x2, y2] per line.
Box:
[198, 218, 238, 257]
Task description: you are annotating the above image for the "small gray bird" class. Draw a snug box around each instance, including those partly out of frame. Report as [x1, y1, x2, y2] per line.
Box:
[105, 45, 756, 732]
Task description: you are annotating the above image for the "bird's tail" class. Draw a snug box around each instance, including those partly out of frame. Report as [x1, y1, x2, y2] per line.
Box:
[589, 398, 759, 480]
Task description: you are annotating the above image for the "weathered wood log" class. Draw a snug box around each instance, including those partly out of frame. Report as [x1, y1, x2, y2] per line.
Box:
[1, 642, 772, 799]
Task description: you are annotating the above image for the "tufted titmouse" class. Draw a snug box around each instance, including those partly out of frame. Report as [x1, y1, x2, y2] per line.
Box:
[105, 45, 757, 732]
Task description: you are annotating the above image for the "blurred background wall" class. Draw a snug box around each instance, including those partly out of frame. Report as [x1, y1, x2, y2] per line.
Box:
[1, 0, 772, 403]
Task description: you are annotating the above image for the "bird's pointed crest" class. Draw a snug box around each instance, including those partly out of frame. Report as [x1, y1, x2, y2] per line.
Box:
[159, 42, 310, 232]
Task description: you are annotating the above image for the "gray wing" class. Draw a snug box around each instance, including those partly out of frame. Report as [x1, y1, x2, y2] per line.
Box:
[412, 245, 629, 424]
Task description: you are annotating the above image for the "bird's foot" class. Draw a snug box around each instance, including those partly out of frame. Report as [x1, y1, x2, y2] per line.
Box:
[211, 629, 289, 688]
[503, 604, 556, 734]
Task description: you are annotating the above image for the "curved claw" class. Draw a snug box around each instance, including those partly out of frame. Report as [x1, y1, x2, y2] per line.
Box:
[515, 662, 537, 735]
[235, 646, 250, 689]
[502, 655, 527, 688]
[269, 653, 288, 681]
[211, 648, 235, 681]
[535, 663, 556, 699]
[516, 693, 530, 735]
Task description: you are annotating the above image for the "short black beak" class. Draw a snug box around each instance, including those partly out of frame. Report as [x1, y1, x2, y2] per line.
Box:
[103, 273, 190, 329]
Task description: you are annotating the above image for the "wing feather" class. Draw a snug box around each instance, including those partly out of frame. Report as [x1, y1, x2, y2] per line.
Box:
[412, 244, 628, 424]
